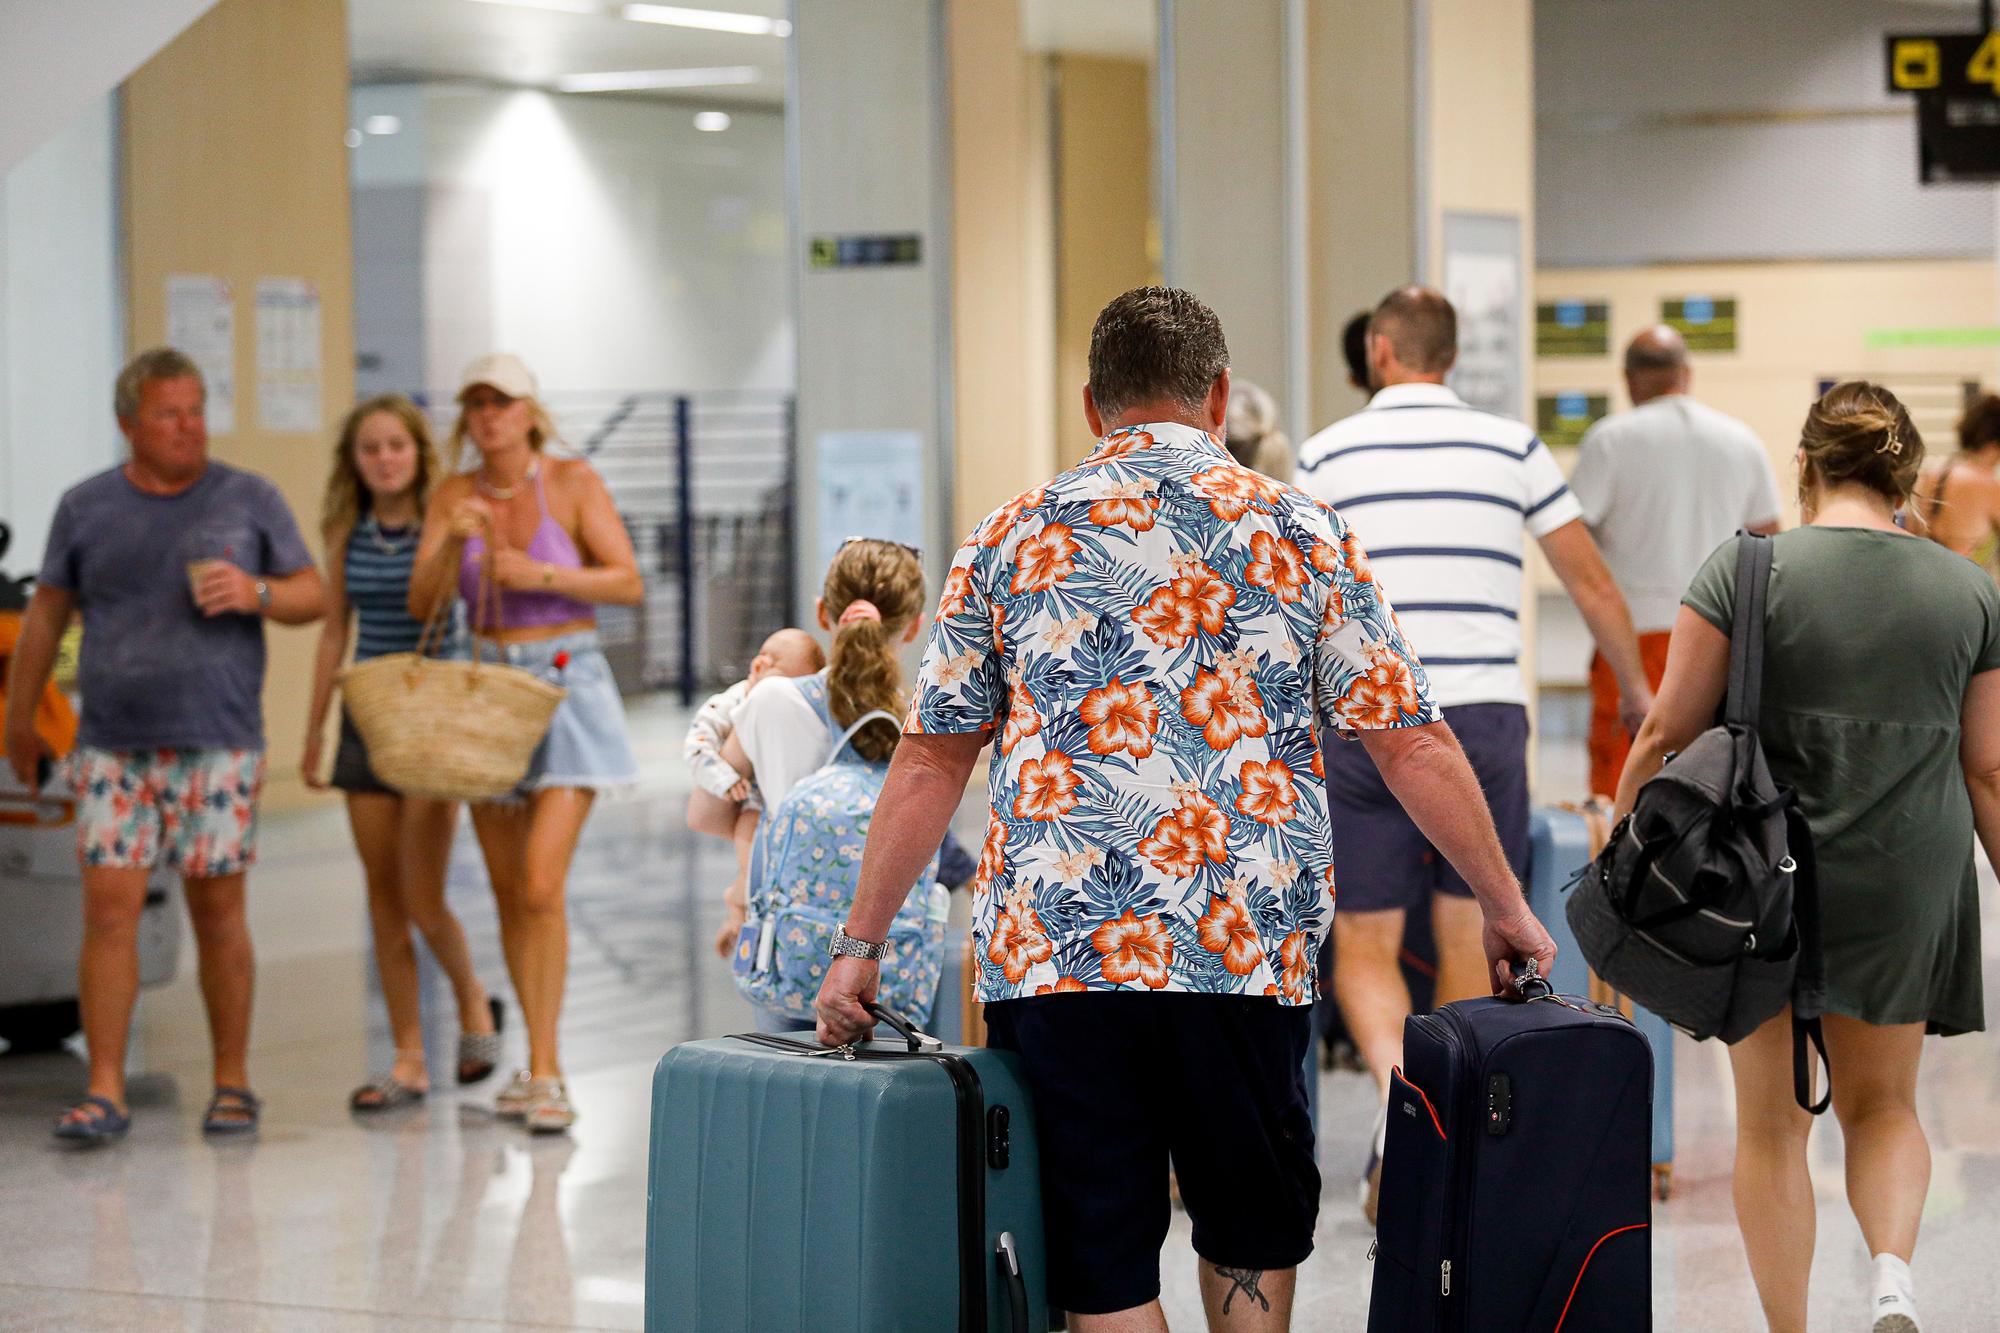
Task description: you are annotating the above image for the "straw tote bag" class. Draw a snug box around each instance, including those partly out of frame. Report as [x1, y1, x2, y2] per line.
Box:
[339, 557, 565, 803]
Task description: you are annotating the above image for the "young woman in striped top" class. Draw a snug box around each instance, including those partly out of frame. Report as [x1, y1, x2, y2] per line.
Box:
[304, 396, 502, 1111]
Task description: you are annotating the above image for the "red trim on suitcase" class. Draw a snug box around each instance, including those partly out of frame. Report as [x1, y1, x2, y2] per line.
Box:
[1390, 1066, 1446, 1140]
[1552, 1223, 1649, 1332]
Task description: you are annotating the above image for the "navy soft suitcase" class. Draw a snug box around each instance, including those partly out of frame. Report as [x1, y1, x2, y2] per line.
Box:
[646, 1004, 1047, 1332]
[1367, 967, 1653, 1331]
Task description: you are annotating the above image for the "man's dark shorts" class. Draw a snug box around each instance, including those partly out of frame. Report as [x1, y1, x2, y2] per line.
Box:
[983, 993, 1318, 1315]
[1323, 701, 1530, 912]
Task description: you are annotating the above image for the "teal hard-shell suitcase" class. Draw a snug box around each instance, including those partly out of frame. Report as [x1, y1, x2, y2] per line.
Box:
[646, 1005, 1048, 1332]
[1530, 806, 1677, 1199]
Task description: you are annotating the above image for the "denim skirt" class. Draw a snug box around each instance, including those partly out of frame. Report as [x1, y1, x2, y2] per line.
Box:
[477, 630, 639, 798]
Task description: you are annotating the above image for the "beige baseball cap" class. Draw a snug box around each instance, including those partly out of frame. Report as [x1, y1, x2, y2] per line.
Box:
[458, 352, 538, 401]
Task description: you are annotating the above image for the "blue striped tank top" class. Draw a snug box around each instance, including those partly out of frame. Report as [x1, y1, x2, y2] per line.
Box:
[345, 516, 424, 660]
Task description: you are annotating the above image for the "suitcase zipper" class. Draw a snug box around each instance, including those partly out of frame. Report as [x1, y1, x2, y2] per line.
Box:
[1440, 1260, 1451, 1296]
[1435, 1006, 1479, 1332]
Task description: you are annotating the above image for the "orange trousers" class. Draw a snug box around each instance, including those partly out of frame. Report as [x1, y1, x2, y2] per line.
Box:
[1588, 632, 1673, 799]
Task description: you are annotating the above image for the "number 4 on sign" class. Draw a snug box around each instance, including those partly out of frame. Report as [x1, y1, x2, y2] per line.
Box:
[1972, 32, 2000, 92]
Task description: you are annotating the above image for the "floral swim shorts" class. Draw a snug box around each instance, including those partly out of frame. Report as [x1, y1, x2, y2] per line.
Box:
[71, 747, 267, 877]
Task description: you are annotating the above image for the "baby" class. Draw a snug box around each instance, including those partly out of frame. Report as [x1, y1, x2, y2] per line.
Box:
[683, 628, 824, 957]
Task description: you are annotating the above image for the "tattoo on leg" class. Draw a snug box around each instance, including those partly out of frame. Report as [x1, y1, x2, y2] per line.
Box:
[1216, 1266, 1271, 1315]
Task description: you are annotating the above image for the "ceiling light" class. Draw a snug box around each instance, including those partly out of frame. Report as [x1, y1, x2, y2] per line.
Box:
[362, 114, 403, 135]
[345, 128, 363, 149]
[466, 0, 601, 13]
[621, 5, 791, 37]
[693, 110, 732, 131]
[555, 65, 760, 93]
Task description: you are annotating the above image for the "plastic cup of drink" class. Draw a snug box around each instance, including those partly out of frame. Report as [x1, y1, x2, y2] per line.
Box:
[187, 560, 220, 602]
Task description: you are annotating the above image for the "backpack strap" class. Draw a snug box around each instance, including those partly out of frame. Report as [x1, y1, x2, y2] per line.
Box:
[1784, 803, 1832, 1116]
[1725, 532, 1773, 729]
[826, 708, 902, 766]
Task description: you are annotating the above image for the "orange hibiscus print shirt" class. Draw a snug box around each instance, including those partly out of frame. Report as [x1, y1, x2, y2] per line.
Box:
[907, 423, 1437, 1004]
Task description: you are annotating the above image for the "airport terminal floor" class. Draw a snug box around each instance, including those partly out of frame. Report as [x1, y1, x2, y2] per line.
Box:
[0, 700, 1996, 1331]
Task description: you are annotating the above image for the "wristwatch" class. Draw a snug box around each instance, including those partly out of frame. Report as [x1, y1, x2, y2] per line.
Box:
[829, 924, 888, 962]
[254, 579, 272, 611]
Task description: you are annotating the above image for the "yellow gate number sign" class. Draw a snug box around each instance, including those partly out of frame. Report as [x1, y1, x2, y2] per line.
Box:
[1892, 38, 1940, 91]
[1970, 33, 2000, 93]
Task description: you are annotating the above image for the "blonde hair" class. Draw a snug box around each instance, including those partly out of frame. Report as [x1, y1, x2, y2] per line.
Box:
[320, 395, 443, 546]
[1225, 379, 1294, 483]
[822, 540, 926, 763]
[1798, 381, 1923, 512]
[446, 394, 564, 471]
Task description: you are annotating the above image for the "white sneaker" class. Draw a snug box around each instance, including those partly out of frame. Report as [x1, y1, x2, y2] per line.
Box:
[1871, 1253, 1921, 1332]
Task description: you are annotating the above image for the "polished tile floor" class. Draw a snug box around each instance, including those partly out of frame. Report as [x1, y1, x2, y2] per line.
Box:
[1, 695, 1996, 1330]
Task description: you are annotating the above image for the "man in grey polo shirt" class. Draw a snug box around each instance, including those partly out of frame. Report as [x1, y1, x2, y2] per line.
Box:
[1569, 325, 1781, 796]
[4, 347, 325, 1144]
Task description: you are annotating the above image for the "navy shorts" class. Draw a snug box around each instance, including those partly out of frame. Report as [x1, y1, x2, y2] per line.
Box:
[1322, 702, 1530, 912]
[983, 993, 1318, 1315]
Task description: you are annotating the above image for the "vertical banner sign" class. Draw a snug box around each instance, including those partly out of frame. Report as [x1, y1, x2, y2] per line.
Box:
[255, 278, 323, 432]
[1442, 214, 1525, 420]
[816, 431, 926, 576]
[165, 275, 236, 434]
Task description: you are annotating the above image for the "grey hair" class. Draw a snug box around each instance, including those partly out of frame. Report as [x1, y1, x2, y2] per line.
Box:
[1225, 380, 1294, 481]
[115, 347, 204, 421]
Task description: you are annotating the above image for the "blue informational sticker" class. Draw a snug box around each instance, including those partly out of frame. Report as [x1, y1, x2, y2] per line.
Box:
[1557, 392, 1589, 418]
[1682, 294, 1715, 324]
[1556, 301, 1586, 328]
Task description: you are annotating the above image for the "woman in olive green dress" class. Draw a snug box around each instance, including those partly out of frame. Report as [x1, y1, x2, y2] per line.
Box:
[1613, 382, 2000, 1333]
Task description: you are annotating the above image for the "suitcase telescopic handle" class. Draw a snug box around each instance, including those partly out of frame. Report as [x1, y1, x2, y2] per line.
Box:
[862, 1002, 944, 1052]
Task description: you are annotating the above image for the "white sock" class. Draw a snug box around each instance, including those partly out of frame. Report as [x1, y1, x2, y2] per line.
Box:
[1871, 1253, 1920, 1330]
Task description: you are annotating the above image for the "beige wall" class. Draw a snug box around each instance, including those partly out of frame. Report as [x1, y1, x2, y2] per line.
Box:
[1306, 0, 1416, 428]
[123, 0, 355, 812]
[947, 0, 1057, 539]
[1053, 55, 1158, 468]
[1536, 259, 2000, 520]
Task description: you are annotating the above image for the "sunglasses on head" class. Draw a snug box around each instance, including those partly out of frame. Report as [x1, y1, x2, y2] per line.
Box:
[840, 535, 924, 561]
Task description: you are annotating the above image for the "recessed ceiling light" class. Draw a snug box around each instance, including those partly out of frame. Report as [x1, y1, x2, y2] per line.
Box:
[555, 65, 760, 93]
[363, 114, 403, 135]
[465, 0, 601, 13]
[694, 111, 732, 131]
[621, 5, 790, 37]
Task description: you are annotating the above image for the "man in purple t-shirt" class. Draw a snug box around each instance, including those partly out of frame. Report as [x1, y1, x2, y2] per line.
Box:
[2, 347, 325, 1144]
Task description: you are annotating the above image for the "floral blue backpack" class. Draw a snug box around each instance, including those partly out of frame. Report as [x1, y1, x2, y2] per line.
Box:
[732, 674, 948, 1022]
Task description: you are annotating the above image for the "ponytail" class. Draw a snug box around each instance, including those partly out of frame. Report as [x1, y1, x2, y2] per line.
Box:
[820, 539, 927, 763]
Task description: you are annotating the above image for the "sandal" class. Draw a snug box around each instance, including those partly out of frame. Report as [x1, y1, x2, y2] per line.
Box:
[521, 1079, 577, 1135]
[457, 996, 505, 1086]
[202, 1085, 262, 1136]
[52, 1095, 130, 1145]
[349, 1072, 427, 1113]
[494, 1069, 535, 1120]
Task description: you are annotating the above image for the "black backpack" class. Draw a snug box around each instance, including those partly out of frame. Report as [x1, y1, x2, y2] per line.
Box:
[1567, 532, 1830, 1113]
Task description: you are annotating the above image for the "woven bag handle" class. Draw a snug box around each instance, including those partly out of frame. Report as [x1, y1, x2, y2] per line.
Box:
[412, 511, 503, 669]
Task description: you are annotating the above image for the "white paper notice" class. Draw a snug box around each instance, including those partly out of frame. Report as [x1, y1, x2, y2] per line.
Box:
[165, 275, 236, 434]
[816, 431, 925, 575]
[255, 278, 323, 433]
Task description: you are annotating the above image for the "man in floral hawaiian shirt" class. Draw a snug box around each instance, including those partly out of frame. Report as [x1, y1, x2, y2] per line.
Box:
[815, 287, 1557, 1331]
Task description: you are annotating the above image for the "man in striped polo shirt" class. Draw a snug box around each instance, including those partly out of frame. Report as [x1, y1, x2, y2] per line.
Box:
[1296, 286, 1651, 1222]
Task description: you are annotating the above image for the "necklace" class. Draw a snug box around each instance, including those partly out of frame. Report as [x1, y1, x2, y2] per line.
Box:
[362, 515, 415, 554]
[476, 459, 538, 500]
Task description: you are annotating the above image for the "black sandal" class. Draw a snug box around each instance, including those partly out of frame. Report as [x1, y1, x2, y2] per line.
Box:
[202, 1085, 262, 1136]
[349, 1073, 427, 1113]
[457, 996, 505, 1085]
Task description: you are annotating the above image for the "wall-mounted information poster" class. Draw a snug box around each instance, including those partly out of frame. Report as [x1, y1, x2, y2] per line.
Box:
[1536, 391, 1610, 448]
[1662, 294, 1738, 352]
[1535, 301, 1610, 357]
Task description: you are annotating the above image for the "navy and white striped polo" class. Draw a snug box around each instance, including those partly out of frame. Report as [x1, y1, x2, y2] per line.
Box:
[1296, 381, 1581, 707]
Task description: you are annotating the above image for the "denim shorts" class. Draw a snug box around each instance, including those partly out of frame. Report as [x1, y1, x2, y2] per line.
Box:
[477, 630, 638, 797]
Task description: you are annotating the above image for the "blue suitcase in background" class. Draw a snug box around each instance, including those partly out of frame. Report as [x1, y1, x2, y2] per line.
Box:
[1530, 805, 1677, 1199]
[646, 1004, 1048, 1332]
[1367, 971, 1654, 1330]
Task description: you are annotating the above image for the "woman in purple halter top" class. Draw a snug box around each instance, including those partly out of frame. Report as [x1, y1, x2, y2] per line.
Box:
[410, 353, 641, 1134]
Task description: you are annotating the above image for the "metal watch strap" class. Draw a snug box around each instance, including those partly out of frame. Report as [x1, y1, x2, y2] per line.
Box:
[830, 924, 888, 962]
[255, 579, 272, 610]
